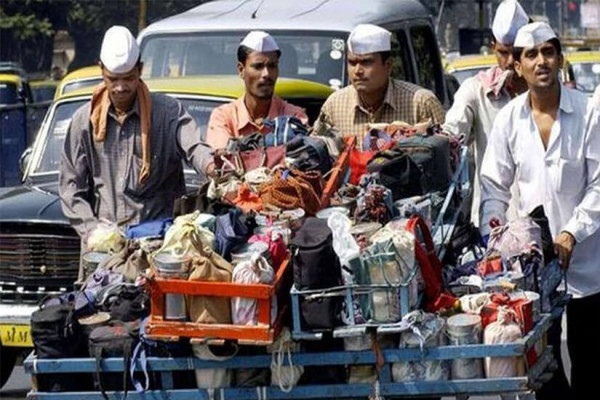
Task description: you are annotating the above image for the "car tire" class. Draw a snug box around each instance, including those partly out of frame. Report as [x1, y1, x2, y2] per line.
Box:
[0, 345, 17, 388]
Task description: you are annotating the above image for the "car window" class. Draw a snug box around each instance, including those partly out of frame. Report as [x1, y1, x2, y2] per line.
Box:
[32, 97, 224, 176]
[178, 98, 226, 142]
[36, 100, 86, 174]
[410, 26, 444, 99]
[450, 67, 488, 84]
[31, 86, 57, 103]
[62, 78, 103, 95]
[141, 32, 346, 88]
[390, 29, 412, 83]
[571, 62, 600, 93]
[0, 83, 19, 105]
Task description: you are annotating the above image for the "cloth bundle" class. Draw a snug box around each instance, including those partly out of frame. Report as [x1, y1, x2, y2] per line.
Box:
[483, 307, 525, 378]
[231, 254, 276, 325]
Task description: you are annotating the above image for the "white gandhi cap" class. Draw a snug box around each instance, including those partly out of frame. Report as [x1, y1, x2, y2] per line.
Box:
[492, 0, 529, 45]
[347, 24, 391, 55]
[513, 22, 557, 49]
[100, 26, 139, 74]
[240, 31, 279, 52]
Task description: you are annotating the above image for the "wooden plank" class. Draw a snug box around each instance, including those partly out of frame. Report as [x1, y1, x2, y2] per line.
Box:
[146, 320, 273, 342]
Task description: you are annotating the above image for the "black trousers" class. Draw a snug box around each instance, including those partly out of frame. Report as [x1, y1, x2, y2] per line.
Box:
[535, 313, 571, 400]
[567, 291, 600, 400]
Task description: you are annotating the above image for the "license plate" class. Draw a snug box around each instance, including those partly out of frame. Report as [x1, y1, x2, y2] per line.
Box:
[0, 324, 33, 347]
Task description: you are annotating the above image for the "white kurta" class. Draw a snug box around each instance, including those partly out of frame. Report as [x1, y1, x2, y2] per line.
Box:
[480, 86, 600, 298]
[444, 71, 518, 227]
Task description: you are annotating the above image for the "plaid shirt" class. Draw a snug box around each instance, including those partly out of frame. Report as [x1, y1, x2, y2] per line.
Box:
[315, 79, 445, 146]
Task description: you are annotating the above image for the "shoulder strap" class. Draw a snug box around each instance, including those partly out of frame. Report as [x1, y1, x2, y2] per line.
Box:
[93, 346, 110, 400]
[406, 216, 443, 310]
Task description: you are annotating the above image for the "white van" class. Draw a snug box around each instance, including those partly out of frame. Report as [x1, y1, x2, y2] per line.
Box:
[138, 0, 450, 105]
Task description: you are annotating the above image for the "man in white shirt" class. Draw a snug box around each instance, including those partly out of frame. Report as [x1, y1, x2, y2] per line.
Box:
[480, 22, 600, 399]
[444, 0, 529, 227]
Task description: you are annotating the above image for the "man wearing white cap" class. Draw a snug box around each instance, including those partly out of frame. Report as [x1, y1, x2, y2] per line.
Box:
[206, 30, 308, 149]
[314, 24, 445, 146]
[60, 26, 213, 277]
[444, 0, 529, 228]
[481, 22, 600, 398]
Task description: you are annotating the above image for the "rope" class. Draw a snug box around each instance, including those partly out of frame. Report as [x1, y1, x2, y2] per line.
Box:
[256, 386, 268, 400]
[271, 334, 296, 393]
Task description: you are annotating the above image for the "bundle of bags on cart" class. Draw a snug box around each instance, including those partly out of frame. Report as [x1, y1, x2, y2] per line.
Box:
[203, 115, 345, 216]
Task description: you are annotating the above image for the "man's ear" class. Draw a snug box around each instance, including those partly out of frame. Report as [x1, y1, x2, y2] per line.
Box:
[514, 60, 523, 77]
[237, 62, 244, 78]
[385, 57, 393, 76]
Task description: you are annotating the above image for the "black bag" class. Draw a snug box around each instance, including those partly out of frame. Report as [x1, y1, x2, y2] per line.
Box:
[394, 133, 452, 193]
[292, 218, 343, 329]
[31, 301, 91, 391]
[292, 218, 342, 290]
[31, 303, 82, 359]
[88, 321, 139, 399]
[529, 205, 557, 265]
[96, 284, 150, 322]
[286, 135, 333, 175]
[367, 149, 426, 200]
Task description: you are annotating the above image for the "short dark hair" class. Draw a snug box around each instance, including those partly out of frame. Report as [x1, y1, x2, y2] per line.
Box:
[512, 38, 562, 62]
[379, 51, 391, 63]
[237, 44, 281, 64]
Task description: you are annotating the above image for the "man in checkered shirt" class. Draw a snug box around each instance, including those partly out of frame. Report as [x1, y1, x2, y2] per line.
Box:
[314, 24, 445, 147]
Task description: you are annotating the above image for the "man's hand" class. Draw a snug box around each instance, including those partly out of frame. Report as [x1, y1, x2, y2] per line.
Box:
[554, 231, 576, 270]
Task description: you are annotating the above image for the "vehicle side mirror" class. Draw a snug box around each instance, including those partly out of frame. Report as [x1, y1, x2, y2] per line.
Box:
[19, 147, 32, 178]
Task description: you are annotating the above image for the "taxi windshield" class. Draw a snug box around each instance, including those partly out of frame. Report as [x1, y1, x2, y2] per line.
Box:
[140, 31, 346, 89]
[0, 82, 19, 105]
[571, 62, 600, 93]
[30, 96, 225, 177]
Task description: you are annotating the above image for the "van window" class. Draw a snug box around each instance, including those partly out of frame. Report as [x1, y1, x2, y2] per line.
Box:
[410, 26, 443, 99]
[0, 83, 19, 105]
[141, 32, 346, 88]
[390, 29, 413, 83]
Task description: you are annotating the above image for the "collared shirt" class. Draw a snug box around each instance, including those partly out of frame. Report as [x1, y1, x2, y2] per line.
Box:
[314, 79, 445, 147]
[480, 86, 600, 298]
[206, 95, 308, 149]
[59, 92, 213, 241]
[443, 66, 517, 226]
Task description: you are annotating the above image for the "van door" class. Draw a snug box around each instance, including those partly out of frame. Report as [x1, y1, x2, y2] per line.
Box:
[386, 26, 415, 84]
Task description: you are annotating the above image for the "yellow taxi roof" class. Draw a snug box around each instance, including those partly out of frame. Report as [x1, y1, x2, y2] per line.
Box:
[55, 66, 102, 99]
[445, 54, 497, 72]
[565, 51, 600, 64]
[0, 74, 22, 85]
[58, 75, 333, 101]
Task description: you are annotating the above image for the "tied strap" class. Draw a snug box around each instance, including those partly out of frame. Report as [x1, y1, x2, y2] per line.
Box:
[90, 80, 153, 184]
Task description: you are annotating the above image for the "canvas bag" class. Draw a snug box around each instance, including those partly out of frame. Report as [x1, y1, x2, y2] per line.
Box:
[267, 327, 304, 391]
[192, 343, 238, 389]
[483, 307, 525, 378]
[231, 254, 276, 325]
[188, 247, 234, 324]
